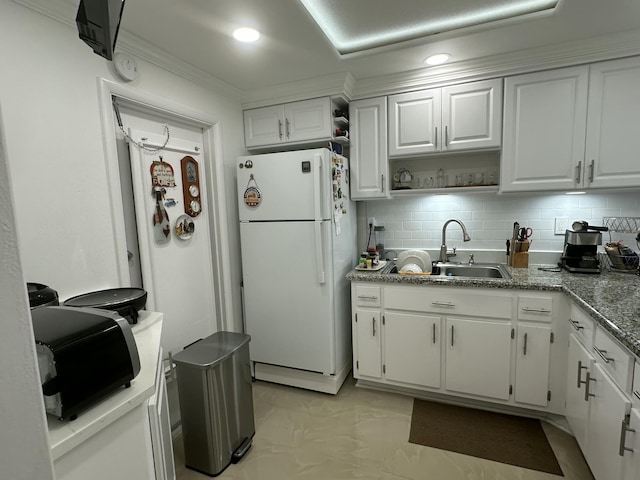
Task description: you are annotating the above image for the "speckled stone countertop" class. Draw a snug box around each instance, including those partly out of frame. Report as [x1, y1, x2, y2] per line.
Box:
[347, 264, 640, 359]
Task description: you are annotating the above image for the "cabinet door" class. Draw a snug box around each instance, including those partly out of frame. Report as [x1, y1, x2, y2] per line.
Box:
[565, 334, 593, 451]
[442, 79, 502, 151]
[501, 66, 589, 192]
[622, 408, 640, 480]
[384, 312, 441, 388]
[284, 97, 331, 143]
[349, 97, 390, 199]
[586, 57, 640, 188]
[354, 309, 382, 379]
[388, 89, 441, 157]
[244, 105, 284, 147]
[514, 324, 551, 407]
[586, 363, 631, 480]
[445, 317, 512, 400]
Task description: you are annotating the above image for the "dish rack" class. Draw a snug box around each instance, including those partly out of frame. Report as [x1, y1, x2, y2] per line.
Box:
[600, 217, 640, 274]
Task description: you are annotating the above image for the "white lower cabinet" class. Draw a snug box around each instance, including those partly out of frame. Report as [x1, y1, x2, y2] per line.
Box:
[565, 333, 593, 450]
[353, 307, 382, 379]
[384, 312, 441, 388]
[444, 317, 512, 400]
[585, 363, 631, 480]
[514, 324, 552, 407]
[351, 283, 566, 414]
[622, 408, 640, 480]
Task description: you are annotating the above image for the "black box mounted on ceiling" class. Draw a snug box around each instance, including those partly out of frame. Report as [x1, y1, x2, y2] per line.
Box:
[76, 0, 126, 61]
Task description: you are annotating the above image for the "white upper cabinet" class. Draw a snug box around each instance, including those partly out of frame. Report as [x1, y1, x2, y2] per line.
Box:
[585, 57, 640, 188]
[244, 97, 338, 149]
[349, 97, 390, 199]
[502, 56, 640, 192]
[501, 65, 589, 192]
[388, 78, 502, 157]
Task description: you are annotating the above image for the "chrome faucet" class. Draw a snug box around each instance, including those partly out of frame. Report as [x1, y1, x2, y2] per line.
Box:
[439, 219, 471, 263]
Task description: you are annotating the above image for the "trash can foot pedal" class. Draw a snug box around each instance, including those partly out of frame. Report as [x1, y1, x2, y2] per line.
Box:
[232, 437, 252, 463]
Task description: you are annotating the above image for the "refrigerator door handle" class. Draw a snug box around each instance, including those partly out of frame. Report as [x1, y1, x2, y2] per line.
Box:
[312, 154, 326, 284]
[314, 221, 326, 284]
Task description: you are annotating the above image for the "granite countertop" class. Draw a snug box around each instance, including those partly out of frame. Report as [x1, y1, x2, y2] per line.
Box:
[347, 264, 640, 359]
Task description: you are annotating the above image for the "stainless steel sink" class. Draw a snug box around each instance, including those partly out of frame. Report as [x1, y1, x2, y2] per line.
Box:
[386, 262, 511, 279]
[436, 263, 511, 279]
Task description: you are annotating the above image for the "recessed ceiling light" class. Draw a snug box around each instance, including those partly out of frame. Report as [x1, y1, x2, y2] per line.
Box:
[233, 27, 260, 43]
[425, 53, 450, 65]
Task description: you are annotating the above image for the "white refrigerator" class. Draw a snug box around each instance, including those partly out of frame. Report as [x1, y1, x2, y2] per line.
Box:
[237, 148, 356, 393]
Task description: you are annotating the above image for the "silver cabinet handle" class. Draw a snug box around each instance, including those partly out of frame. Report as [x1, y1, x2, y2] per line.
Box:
[523, 333, 528, 356]
[445, 125, 449, 147]
[569, 319, 584, 331]
[372, 318, 376, 337]
[381, 174, 385, 193]
[285, 118, 291, 138]
[619, 418, 635, 456]
[432, 323, 436, 344]
[576, 160, 582, 183]
[589, 159, 595, 184]
[357, 295, 379, 300]
[450, 325, 455, 347]
[432, 301, 455, 308]
[593, 346, 615, 363]
[278, 120, 283, 139]
[584, 371, 596, 401]
[522, 307, 551, 314]
[434, 126, 438, 149]
[577, 360, 588, 388]
[634, 390, 640, 400]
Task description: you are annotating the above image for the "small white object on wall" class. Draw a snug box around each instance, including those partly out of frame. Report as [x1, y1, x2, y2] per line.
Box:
[113, 53, 139, 82]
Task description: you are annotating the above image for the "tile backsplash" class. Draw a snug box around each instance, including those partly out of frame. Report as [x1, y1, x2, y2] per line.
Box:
[359, 191, 640, 262]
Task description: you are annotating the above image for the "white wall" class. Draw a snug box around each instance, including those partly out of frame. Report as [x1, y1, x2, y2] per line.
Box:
[363, 191, 640, 262]
[0, 1, 246, 327]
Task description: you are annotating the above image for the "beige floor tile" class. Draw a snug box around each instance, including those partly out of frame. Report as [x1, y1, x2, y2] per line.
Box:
[175, 377, 594, 480]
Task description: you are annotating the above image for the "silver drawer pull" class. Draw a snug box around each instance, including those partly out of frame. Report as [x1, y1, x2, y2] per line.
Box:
[372, 318, 376, 337]
[522, 307, 551, 313]
[432, 301, 455, 308]
[357, 295, 379, 300]
[523, 332, 528, 356]
[568, 319, 584, 331]
[619, 419, 635, 457]
[634, 390, 640, 400]
[593, 346, 615, 363]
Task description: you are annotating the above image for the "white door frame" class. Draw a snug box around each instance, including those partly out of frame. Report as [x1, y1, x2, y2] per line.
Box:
[96, 78, 234, 331]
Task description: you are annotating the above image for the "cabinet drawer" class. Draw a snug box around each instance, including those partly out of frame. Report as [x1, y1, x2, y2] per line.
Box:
[633, 362, 640, 409]
[384, 286, 512, 319]
[354, 285, 381, 307]
[593, 326, 633, 392]
[517, 296, 552, 322]
[568, 304, 595, 347]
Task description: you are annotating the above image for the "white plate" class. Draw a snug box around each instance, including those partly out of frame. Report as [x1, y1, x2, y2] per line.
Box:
[397, 250, 432, 271]
[399, 263, 423, 273]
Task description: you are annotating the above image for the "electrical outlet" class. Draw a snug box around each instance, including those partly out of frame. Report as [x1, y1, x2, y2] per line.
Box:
[554, 217, 569, 235]
[368, 217, 376, 227]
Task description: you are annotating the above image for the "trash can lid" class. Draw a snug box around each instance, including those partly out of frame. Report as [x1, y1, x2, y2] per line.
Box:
[172, 331, 251, 368]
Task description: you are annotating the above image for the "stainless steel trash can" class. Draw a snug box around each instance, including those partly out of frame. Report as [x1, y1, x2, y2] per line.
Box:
[173, 332, 255, 477]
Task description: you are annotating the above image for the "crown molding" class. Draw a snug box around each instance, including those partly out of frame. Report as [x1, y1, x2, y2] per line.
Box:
[241, 72, 356, 109]
[12, 0, 243, 100]
[352, 28, 640, 98]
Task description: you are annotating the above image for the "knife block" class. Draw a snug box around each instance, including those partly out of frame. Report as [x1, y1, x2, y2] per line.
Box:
[510, 240, 530, 268]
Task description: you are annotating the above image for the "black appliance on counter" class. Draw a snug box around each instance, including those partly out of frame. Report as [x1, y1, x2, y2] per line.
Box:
[559, 228, 606, 273]
[27, 282, 59, 308]
[31, 306, 140, 421]
[63, 287, 147, 324]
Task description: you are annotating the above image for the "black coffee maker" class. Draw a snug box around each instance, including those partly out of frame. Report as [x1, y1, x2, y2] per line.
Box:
[559, 222, 608, 273]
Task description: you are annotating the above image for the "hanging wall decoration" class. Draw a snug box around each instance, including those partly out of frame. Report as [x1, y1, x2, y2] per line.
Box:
[175, 214, 195, 240]
[152, 187, 171, 244]
[150, 156, 176, 188]
[181, 156, 202, 217]
[243, 174, 262, 207]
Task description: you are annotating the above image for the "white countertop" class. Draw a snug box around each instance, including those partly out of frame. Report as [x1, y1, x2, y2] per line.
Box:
[47, 311, 163, 460]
